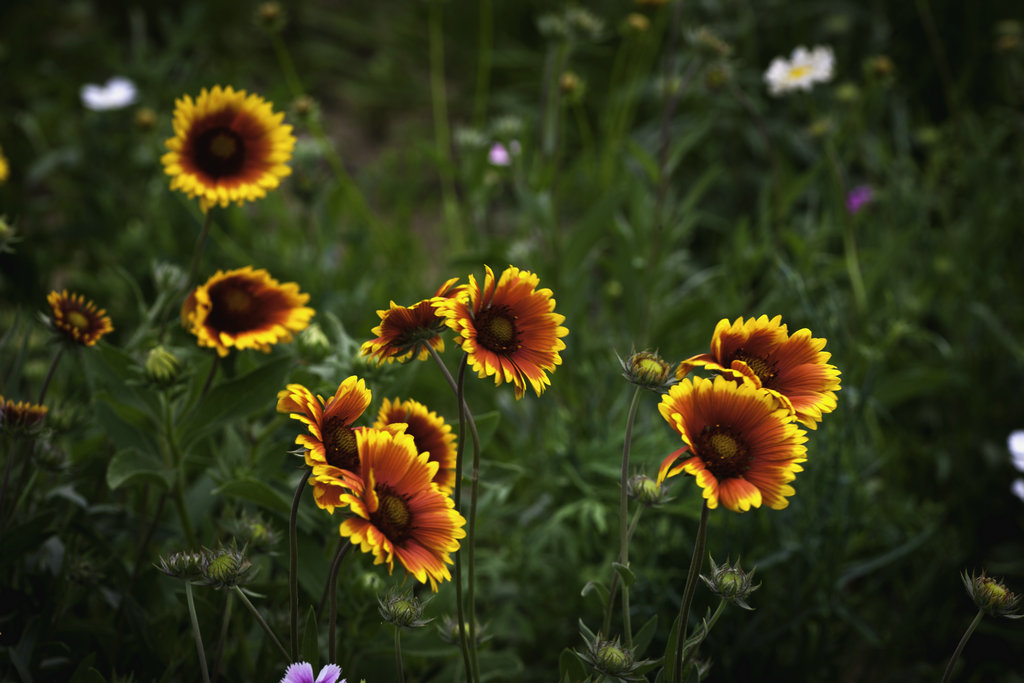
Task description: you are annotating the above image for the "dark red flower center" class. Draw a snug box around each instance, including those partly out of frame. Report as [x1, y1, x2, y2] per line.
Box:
[695, 425, 752, 479]
[205, 278, 271, 333]
[322, 419, 358, 471]
[194, 126, 246, 178]
[732, 348, 777, 386]
[476, 306, 519, 354]
[373, 486, 412, 542]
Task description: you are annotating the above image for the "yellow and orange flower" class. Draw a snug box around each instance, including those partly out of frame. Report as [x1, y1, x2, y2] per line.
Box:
[338, 427, 466, 591]
[435, 265, 568, 400]
[162, 85, 295, 212]
[47, 290, 114, 347]
[361, 278, 464, 364]
[374, 397, 456, 494]
[677, 315, 841, 429]
[276, 376, 372, 513]
[657, 375, 807, 512]
[1, 395, 48, 430]
[182, 266, 314, 357]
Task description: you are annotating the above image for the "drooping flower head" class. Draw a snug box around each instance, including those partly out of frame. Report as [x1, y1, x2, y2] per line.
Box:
[361, 278, 464, 364]
[279, 662, 344, 683]
[374, 397, 457, 494]
[435, 265, 568, 399]
[182, 266, 314, 357]
[339, 428, 466, 591]
[46, 290, 114, 347]
[657, 376, 808, 512]
[162, 85, 296, 212]
[677, 315, 840, 429]
[276, 377, 372, 512]
[764, 45, 834, 96]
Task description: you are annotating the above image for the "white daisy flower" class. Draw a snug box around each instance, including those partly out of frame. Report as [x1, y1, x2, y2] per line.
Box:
[81, 77, 138, 111]
[1009, 430, 1024, 472]
[763, 45, 835, 96]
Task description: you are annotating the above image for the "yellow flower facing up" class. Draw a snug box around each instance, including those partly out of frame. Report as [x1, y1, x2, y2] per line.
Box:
[162, 85, 295, 212]
[361, 278, 464, 364]
[435, 265, 568, 399]
[276, 376, 372, 513]
[339, 427, 466, 591]
[374, 397, 457, 494]
[182, 266, 313, 357]
[677, 315, 841, 429]
[47, 290, 114, 347]
[658, 375, 808, 512]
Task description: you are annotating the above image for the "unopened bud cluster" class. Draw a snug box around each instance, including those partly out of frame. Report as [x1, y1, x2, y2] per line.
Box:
[701, 556, 759, 610]
[156, 543, 252, 589]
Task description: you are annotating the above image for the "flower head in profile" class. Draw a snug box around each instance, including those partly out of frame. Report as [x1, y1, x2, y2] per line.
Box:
[764, 45, 834, 96]
[280, 662, 344, 683]
[435, 265, 568, 399]
[361, 278, 464, 364]
[374, 397, 456, 494]
[658, 375, 808, 512]
[962, 571, 1023, 619]
[276, 376, 372, 512]
[182, 266, 314, 357]
[162, 85, 296, 212]
[339, 428, 466, 591]
[0, 395, 48, 434]
[47, 290, 114, 347]
[81, 76, 138, 111]
[677, 315, 841, 429]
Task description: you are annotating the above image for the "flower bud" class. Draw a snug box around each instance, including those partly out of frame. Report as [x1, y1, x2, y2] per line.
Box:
[134, 107, 157, 132]
[577, 622, 655, 681]
[438, 615, 488, 646]
[297, 322, 332, 361]
[156, 550, 205, 583]
[620, 350, 673, 390]
[628, 473, 669, 507]
[623, 13, 650, 34]
[379, 587, 432, 629]
[144, 345, 182, 386]
[962, 571, 1023, 618]
[700, 556, 759, 610]
[199, 543, 253, 589]
[255, 1, 287, 32]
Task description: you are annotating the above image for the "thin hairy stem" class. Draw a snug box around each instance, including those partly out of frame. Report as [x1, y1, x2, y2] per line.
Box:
[289, 474, 308, 660]
[672, 502, 710, 683]
[940, 609, 985, 683]
[37, 346, 65, 405]
[328, 540, 352, 664]
[394, 626, 406, 683]
[185, 583, 212, 683]
[452, 355, 474, 682]
[233, 586, 290, 661]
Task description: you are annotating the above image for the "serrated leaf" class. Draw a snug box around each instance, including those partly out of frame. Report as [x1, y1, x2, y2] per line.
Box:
[612, 561, 635, 587]
[106, 448, 173, 491]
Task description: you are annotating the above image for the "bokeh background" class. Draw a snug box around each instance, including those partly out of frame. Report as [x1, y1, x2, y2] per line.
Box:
[2, 0, 1024, 681]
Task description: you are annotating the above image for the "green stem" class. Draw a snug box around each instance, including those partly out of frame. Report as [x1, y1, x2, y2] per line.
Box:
[185, 210, 214, 292]
[394, 626, 406, 683]
[197, 354, 220, 405]
[473, 0, 493, 127]
[233, 586, 290, 661]
[172, 468, 197, 549]
[289, 474, 308, 660]
[318, 536, 352, 618]
[428, 0, 464, 252]
[211, 589, 235, 681]
[465, 374, 482, 683]
[672, 502, 710, 683]
[452, 355, 474, 683]
[618, 386, 644, 647]
[678, 598, 727, 681]
[824, 139, 867, 316]
[37, 345, 65, 405]
[185, 583, 212, 683]
[269, 32, 305, 99]
[328, 539, 352, 664]
[940, 609, 985, 683]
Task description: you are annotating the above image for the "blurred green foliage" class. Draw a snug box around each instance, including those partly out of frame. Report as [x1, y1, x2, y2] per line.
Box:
[2, 0, 1024, 681]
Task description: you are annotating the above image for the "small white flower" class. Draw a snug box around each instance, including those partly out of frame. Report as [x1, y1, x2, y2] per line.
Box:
[763, 45, 834, 96]
[81, 77, 138, 111]
[1009, 430, 1024, 472]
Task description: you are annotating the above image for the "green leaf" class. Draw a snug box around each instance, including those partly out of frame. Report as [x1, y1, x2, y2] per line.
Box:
[472, 410, 500, 451]
[106, 448, 173, 491]
[179, 356, 293, 447]
[580, 579, 609, 604]
[633, 613, 659, 656]
[558, 647, 588, 683]
[612, 561, 635, 587]
[300, 605, 319, 669]
[214, 477, 291, 515]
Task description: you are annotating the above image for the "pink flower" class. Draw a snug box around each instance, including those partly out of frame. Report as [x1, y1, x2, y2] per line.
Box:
[846, 185, 875, 214]
[280, 662, 344, 683]
[487, 140, 520, 167]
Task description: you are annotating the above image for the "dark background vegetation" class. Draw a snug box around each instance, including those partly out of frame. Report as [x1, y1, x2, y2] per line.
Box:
[2, 0, 1024, 681]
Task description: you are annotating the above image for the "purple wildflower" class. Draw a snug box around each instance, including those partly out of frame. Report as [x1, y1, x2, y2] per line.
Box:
[280, 662, 344, 683]
[846, 185, 875, 214]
